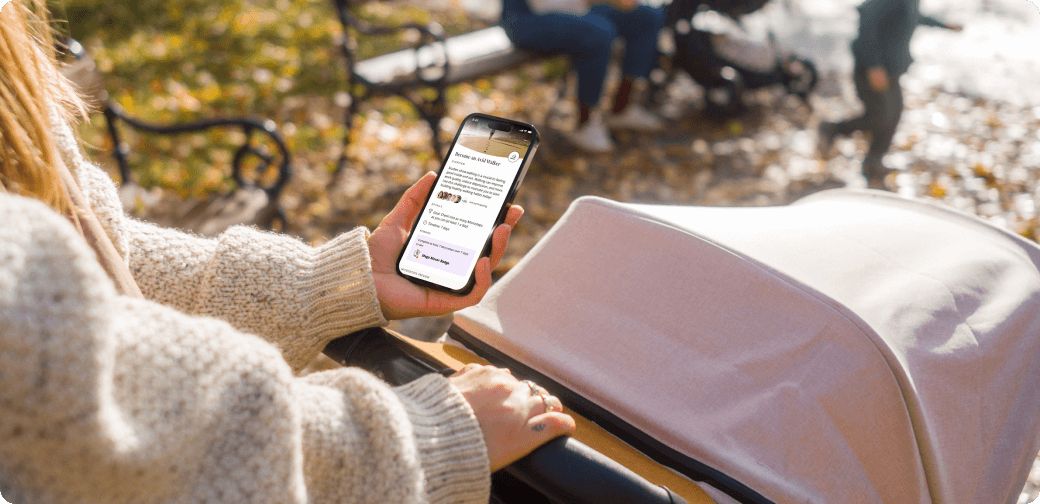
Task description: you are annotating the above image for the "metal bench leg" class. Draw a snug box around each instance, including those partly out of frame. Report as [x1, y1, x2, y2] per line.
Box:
[332, 86, 445, 175]
[102, 106, 133, 185]
[410, 87, 447, 157]
[544, 71, 576, 129]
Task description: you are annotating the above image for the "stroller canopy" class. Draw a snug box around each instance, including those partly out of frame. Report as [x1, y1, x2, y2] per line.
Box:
[454, 190, 1040, 504]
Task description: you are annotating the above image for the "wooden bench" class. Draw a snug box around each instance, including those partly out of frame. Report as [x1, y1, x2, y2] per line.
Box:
[332, 1, 563, 170]
[62, 39, 293, 235]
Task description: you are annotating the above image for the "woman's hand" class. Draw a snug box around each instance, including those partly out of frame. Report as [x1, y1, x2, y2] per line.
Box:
[368, 172, 524, 320]
[450, 364, 576, 472]
[867, 66, 890, 93]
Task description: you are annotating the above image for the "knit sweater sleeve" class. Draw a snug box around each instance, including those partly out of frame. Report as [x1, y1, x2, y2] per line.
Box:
[49, 114, 386, 372]
[123, 217, 388, 372]
[0, 194, 490, 504]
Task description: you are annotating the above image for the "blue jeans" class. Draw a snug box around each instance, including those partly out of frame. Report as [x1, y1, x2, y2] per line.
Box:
[502, 5, 664, 107]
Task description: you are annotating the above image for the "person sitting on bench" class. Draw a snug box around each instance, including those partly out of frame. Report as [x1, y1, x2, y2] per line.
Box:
[502, 0, 666, 153]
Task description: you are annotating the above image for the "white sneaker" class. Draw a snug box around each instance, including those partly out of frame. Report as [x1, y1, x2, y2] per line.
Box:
[569, 117, 615, 153]
[606, 104, 665, 132]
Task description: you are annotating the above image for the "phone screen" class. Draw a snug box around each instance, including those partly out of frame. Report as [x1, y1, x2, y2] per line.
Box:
[397, 114, 538, 292]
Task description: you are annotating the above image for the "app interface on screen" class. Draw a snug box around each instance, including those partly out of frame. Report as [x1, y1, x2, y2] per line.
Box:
[399, 116, 534, 290]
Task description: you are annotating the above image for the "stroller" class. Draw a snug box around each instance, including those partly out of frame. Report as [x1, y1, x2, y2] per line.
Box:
[661, 0, 818, 117]
[326, 189, 1040, 503]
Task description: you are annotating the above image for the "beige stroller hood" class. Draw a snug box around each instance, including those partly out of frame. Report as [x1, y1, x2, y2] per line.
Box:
[452, 190, 1040, 504]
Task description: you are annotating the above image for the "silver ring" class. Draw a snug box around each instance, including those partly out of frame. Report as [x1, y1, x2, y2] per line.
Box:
[523, 380, 540, 395]
[540, 393, 560, 413]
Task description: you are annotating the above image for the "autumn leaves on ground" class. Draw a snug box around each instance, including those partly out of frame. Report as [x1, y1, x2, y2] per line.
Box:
[63, 0, 1040, 278]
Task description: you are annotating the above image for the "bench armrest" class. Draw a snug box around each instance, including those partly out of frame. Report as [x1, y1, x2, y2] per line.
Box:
[100, 104, 292, 197]
[61, 39, 292, 228]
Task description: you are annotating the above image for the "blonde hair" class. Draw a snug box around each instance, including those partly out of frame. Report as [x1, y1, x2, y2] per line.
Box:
[0, 0, 86, 211]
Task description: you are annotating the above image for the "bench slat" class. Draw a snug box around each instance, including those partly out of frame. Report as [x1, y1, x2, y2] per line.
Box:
[354, 26, 540, 89]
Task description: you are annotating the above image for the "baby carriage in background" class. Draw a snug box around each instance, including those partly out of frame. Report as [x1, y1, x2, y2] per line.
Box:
[659, 0, 818, 118]
[327, 189, 1040, 503]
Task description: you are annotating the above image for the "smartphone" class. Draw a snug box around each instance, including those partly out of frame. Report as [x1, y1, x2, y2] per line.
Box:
[396, 113, 539, 294]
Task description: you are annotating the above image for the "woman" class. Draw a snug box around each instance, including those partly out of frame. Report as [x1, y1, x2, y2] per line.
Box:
[501, 0, 666, 153]
[0, 1, 574, 502]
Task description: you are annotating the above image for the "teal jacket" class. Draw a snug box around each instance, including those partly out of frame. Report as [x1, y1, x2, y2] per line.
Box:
[851, 0, 950, 76]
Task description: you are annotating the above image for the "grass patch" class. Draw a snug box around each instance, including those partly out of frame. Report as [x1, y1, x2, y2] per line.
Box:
[51, 0, 489, 194]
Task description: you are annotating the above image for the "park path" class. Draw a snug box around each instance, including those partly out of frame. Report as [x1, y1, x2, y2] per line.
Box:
[749, 0, 1040, 106]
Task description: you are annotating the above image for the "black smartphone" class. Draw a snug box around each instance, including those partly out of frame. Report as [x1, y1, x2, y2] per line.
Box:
[396, 113, 539, 294]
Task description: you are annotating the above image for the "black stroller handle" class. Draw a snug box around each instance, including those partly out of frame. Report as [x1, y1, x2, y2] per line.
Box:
[510, 436, 689, 504]
[324, 328, 688, 504]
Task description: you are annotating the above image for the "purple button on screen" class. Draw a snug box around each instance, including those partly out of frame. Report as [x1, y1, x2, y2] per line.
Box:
[404, 235, 478, 277]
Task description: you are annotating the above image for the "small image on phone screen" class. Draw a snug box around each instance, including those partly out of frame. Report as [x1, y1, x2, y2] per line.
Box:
[397, 114, 538, 293]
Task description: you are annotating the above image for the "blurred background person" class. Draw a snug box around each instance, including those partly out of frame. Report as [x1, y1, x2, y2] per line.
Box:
[501, 0, 666, 153]
[818, 0, 963, 187]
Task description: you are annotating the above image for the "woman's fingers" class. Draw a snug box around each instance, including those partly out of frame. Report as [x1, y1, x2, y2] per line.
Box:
[450, 366, 575, 472]
[451, 363, 483, 377]
[486, 411, 574, 472]
[487, 224, 512, 272]
[487, 205, 523, 271]
[504, 204, 524, 227]
[527, 412, 576, 438]
[527, 391, 564, 414]
[461, 257, 494, 305]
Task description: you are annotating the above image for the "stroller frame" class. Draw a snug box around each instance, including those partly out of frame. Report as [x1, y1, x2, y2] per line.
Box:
[655, 0, 818, 117]
[326, 188, 1040, 504]
[325, 327, 731, 504]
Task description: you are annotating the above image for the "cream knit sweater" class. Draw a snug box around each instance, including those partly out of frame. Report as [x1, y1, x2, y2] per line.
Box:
[0, 120, 491, 503]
